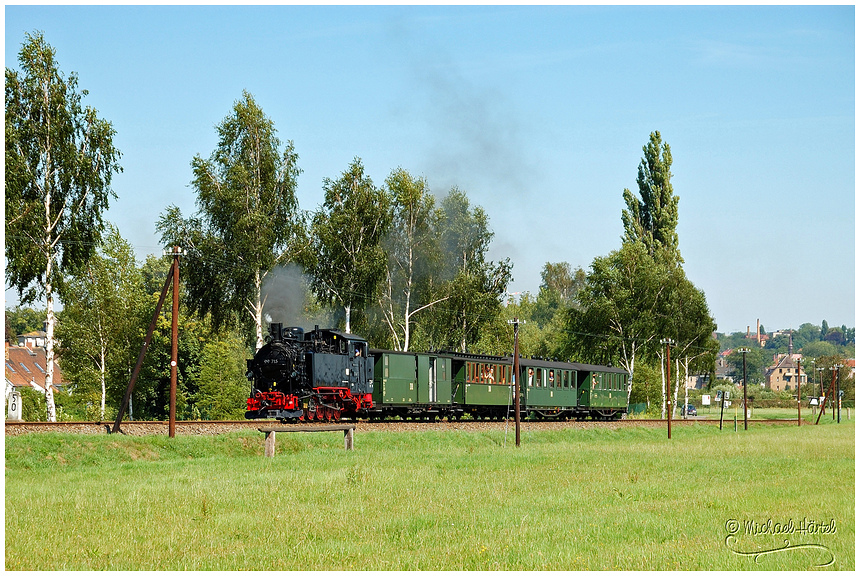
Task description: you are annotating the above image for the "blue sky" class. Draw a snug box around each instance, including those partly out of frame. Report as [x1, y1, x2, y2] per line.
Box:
[4, 5, 855, 335]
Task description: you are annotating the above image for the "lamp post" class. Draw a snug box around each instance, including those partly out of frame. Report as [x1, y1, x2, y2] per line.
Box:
[661, 338, 674, 439]
[739, 348, 750, 430]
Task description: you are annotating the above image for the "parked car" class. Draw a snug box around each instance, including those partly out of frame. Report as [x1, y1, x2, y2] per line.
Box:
[682, 404, 697, 417]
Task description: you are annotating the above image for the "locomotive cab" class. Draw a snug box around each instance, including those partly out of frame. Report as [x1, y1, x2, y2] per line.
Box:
[305, 328, 374, 399]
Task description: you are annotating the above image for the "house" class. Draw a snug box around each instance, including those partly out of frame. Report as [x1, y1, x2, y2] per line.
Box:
[715, 349, 734, 382]
[17, 329, 47, 349]
[764, 353, 806, 392]
[5, 342, 64, 395]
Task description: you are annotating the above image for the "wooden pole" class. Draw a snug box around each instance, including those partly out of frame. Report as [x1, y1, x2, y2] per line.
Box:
[112, 265, 174, 434]
[739, 348, 750, 430]
[815, 368, 837, 425]
[513, 318, 521, 447]
[169, 247, 180, 438]
[662, 339, 673, 439]
[797, 357, 802, 427]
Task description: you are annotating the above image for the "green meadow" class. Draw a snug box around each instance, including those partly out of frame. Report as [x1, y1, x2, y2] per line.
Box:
[5, 420, 854, 571]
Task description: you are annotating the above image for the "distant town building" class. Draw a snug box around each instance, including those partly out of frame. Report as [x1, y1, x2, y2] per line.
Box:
[764, 353, 806, 392]
[715, 349, 734, 382]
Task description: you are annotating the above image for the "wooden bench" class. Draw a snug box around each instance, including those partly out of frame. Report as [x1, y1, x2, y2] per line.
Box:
[258, 425, 356, 457]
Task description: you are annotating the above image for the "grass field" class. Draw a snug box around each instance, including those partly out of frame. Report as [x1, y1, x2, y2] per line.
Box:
[5, 419, 854, 570]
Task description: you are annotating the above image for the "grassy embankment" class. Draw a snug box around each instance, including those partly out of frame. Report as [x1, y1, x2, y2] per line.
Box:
[5, 419, 854, 570]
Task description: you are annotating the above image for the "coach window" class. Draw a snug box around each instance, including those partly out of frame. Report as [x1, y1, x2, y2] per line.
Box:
[536, 369, 543, 387]
[528, 368, 534, 387]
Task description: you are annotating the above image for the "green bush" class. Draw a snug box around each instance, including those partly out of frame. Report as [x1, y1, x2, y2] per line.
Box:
[18, 387, 46, 421]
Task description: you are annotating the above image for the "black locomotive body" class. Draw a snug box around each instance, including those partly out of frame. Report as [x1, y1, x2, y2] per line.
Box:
[245, 323, 374, 422]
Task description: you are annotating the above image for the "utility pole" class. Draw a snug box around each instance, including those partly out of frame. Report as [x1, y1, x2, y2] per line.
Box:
[817, 367, 825, 400]
[661, 338, 674, 439]
[816, 367, 837, 425]
[739, 348, 750, 430]
[797, 356, 802, 427]
[168, 246, 182, 438]
[112, 246, 182, 436]
[835, 363, 843, 424]
[508, 318, 522, 447]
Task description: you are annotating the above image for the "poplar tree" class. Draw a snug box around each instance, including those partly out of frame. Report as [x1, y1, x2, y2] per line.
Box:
[621, 131, 680, 259]
[5, 32, 122, 420]
[562, 132, 716, 407]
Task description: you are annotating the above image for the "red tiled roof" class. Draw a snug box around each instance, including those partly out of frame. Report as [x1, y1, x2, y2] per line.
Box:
[5, 345, 64, 390]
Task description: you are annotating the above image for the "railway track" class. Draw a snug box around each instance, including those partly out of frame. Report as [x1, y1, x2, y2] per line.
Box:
[4, 417, 808, 436]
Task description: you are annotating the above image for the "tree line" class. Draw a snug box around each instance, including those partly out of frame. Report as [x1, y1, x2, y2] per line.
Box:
[8, 32, 728, 422]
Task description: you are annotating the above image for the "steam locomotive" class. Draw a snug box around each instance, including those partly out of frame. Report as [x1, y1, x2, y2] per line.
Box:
[245, 323, 374, 421]
[245, 323, 629, 422]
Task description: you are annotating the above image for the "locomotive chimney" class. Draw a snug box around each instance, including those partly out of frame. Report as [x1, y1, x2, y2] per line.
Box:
[269, 322, 283, 343]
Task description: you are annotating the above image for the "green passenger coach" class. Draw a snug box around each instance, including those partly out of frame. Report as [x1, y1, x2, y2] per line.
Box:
[367, 349, 629, 421]
[571, 362, 630, 420]
[370, 350, 453, 420]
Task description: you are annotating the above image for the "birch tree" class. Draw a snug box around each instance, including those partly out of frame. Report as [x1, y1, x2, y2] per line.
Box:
[561, 241, 671, 405]
[378, 168, 446, 350]
[301, 158, 392, 334]
[157, 91, 301, 350]
[56, 225, 144, 420]
[424, 189, 512, 353]
[5, 32, 122, 420]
